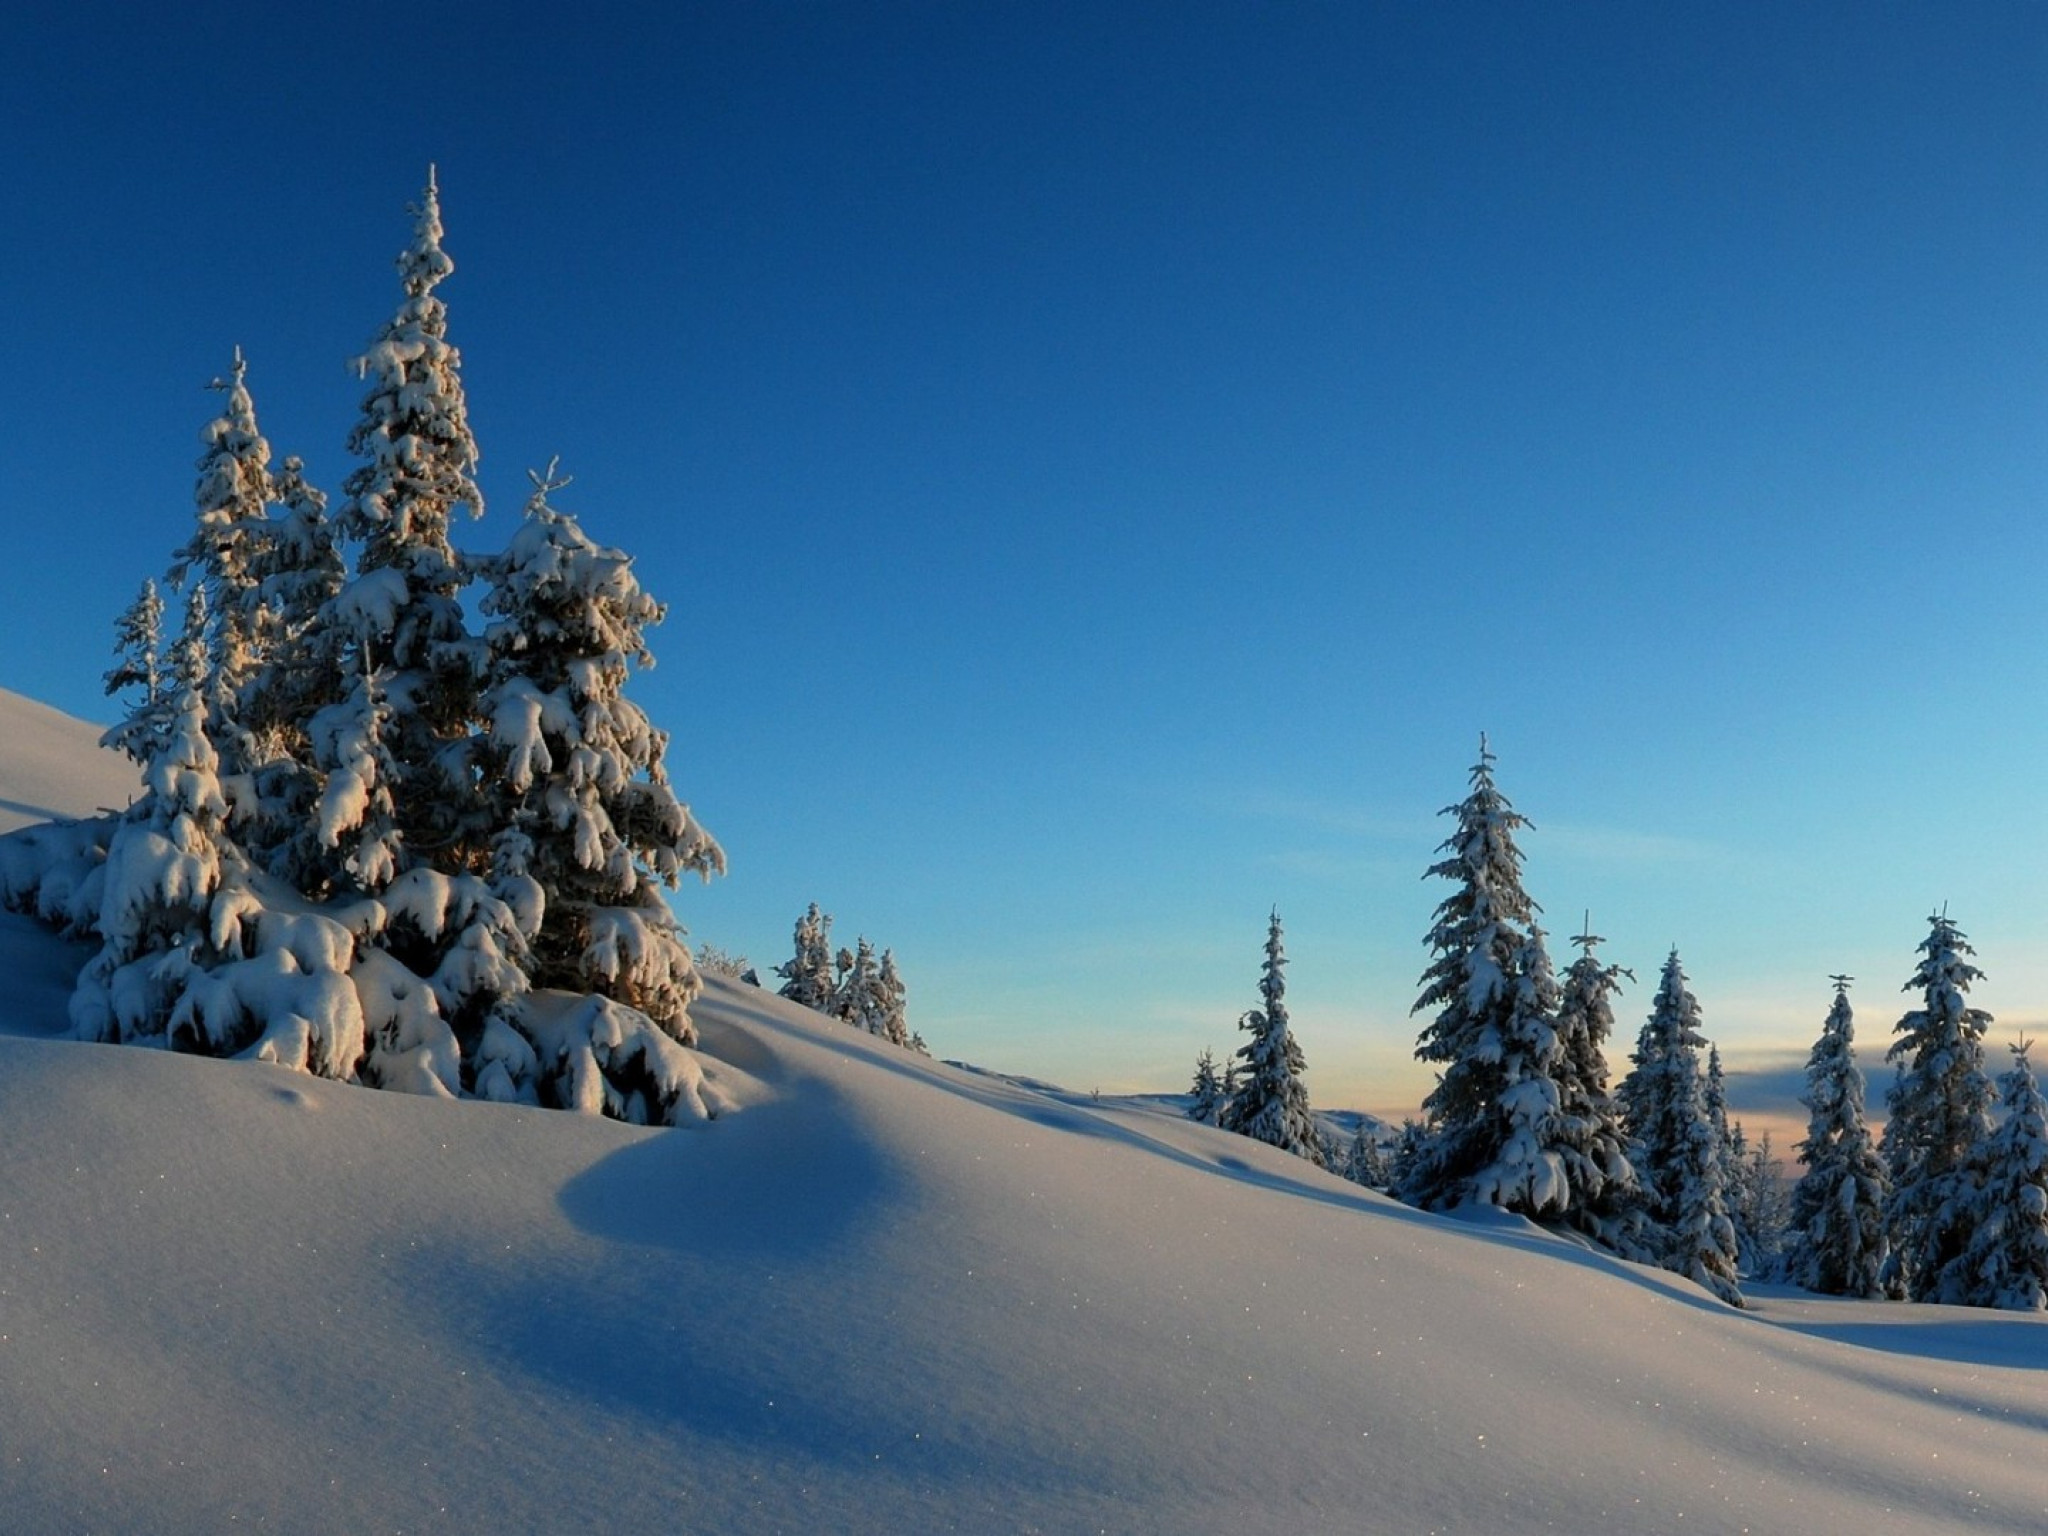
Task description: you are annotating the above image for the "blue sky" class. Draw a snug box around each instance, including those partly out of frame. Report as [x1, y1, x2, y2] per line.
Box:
[8, 3, 2048, 1122]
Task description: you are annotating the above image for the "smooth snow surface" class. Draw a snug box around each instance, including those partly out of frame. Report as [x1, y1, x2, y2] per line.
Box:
[1, 693, 2045, 1533]
[0, 686, 138, 832]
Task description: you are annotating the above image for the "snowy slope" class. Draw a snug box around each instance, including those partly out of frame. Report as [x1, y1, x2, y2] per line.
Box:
[1, 692, 2045, 1534]
[0, 686, 139, 832]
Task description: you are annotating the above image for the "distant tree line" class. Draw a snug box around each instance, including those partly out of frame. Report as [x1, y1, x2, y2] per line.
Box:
[1186, 740, 2048, 1312]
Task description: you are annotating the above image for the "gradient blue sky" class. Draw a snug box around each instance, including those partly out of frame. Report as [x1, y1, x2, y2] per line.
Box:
[8, 3, 2048, 1122]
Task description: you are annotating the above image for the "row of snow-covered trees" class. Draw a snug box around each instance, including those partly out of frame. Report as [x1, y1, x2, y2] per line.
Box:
[0, 174, 728, 1124]
[1392, 744, 2048, 1310]
[774, 903, 928, 1054]
[1797, 922, 2048, 1310]
[1185, 741, 2048, 1312]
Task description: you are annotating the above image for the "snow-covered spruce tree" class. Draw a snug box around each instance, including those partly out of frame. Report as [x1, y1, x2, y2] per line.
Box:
[217, 173, 541, 1096]
[825, 937, 911, 1048]
[1881, 912, 1997, 1302]
[331, 167, 487, 865]
[1219, 911, 1324, 1167]
[102, 579, 169, 765]
[241, 456, 345, 740]
[1464, 923, 1572, 1213]
[1620, 950, 1743, 1303]
[1946, 1041, 2048, 1310]
[777, 903, 836, 1012]
[164, 349, 278, 777]
[1548, 923, 1642, 1248]
[304, 665, 406, 897]
[1786, 977, 1889, 1297]
[1187, 1047, 1226, 1126]
[474, 462, 723, 1047]
[72, 593, 231, 1041]
[234, 452, 347, 878]
[1705, 1045, 1733, 1172]
[61, 586, 368, 1079]
[1617, 949, 1705, 1226]
[1663, 1041, 1746, 1307]
[1704, 1046, 1751, 1263]
[876, 948, 912, 1048]
[829, 937, 889, 1036]
[1402, 740, 1570, 1215]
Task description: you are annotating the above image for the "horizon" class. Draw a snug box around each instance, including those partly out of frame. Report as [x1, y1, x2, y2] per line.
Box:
[9, 5, 2048, 1126]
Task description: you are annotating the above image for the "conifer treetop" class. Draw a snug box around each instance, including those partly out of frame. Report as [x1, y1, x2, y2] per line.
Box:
[342, 167, 483, 594]
[400, 165, 455, 300]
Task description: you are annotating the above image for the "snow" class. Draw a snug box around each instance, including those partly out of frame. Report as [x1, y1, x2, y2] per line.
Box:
[1, 689, 2046, 1532]
[0, 686, 142, 833]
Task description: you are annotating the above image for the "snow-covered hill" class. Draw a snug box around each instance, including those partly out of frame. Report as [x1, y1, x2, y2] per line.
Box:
[0, 686, 140, 833]
[1, 691, 2044, 1534]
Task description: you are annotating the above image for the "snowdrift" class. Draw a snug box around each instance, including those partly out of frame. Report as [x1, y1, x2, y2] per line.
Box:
[1, 689, 2044, 1533]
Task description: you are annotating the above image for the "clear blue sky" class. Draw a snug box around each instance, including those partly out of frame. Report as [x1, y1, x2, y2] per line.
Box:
[8, 3, 2048, 1122]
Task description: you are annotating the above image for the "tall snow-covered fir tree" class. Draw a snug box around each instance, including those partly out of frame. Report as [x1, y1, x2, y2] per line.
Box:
[1703, 1046, 1755, 1265]
[1402, 740, 1571, 1215]
[1464, 922, 1572, 1215]
[1947, 1041, 2048, 1311]
[1786, 977, 1889, 1297]
[1618, 948, 1705, 1219]
[165, 349, 278, 776]
[1705, 1045, 1733, 1172]
[777, 903, 836, 1012]
[331, 167, 486, 865]
[235, 452, 347, 877]
[1220, 911, 1323, 1166]
[1664, 1046, 1746, 1307]
[1619, 949, 1742, 1304]
[1882, 912, 1997, 1302]
[72, 591, 233, 1044]
[1542, 922, 1640, 1244]
[475, 463, 723, 1039]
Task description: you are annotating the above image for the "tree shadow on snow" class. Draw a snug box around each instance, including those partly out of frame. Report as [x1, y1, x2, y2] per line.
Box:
[554, 1074, 901, 1265]
[0, 796, 69, 826]
[1768, 1307, 2048, 1372]
[466, 1050, 1132, 1498]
